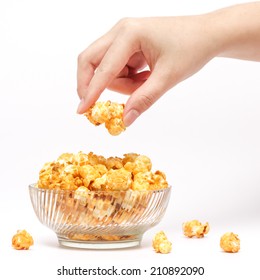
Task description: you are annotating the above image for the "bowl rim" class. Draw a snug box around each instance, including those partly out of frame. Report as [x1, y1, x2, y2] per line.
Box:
[28, 183, 172, 194]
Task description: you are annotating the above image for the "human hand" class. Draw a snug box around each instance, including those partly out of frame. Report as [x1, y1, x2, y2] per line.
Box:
[77, 16, 219, 126]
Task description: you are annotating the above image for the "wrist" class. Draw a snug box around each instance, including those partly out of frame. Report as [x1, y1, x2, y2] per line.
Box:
[206, 3, 260, 61]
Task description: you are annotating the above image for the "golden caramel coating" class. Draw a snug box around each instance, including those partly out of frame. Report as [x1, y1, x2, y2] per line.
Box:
[152, 171, 168, 190]
[152, 231, 172, 254]
[91, 174, 107, 190]
[106, 168, 132, 191]
[124, 155, 152, 175]
[74, 186, 89, 206]
[37, 151, 168, 192]
[87, 152, 106, 166]
[182, 220, 210, 238]
[122, 153, 139, 165]
[106, 156, 123, 170]
[85, 101, 126, 136]
[12, 230, 34, 250]
[133, 172, 153, 191]
[105, 117, 125, 136]
[69, 233, 137, 241]
[133, 171, 168, 191]
[220, 232, 240, 253]
[36, 152, 169, 234]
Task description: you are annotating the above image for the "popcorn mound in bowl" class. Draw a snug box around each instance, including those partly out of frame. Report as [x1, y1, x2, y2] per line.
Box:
[37, 151, 168, 191]
[84, 101, 126, 136]
[32, 151, 170, 247]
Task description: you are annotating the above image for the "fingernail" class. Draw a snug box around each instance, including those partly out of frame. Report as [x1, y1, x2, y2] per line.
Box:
[77, 98, 85, 114]
[123, 109, 140, 127]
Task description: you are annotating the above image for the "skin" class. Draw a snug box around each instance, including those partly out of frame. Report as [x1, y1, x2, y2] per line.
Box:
[77, 2, 260, 126]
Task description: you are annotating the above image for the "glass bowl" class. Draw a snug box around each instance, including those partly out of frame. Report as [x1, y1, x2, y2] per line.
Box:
[29, 184, 171, 249]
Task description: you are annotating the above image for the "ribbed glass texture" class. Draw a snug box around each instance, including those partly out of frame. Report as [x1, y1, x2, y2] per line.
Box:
[29, 184, 171, 247]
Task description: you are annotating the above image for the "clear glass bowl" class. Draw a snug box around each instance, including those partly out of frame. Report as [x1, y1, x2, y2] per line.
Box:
[29, 184, 171, 249]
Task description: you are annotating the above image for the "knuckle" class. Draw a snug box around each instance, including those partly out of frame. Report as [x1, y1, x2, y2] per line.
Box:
[77, 86, 84, 98]
[77, 49, 91, 66]
[117, 17, 140, 34]
[96, 64, 117, 79]
[77, 52, 84, 64]
[138, 94, 154, 111]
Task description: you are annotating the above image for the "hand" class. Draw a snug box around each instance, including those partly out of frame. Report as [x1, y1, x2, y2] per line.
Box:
[77, 16, 218, 126]
[77, 2, 260, 126]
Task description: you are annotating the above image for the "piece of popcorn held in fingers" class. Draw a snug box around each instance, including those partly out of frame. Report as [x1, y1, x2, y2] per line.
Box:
[85, 101, 126, 136]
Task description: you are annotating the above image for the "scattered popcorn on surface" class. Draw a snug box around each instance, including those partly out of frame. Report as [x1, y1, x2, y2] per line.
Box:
[152, 231, 172, 254]
[182, 220, 210, 238]
[36, 151, 168, 192]
[85, 101, 126, 135]
[12, 230, 34, 250]
[220, 232, 240, 253]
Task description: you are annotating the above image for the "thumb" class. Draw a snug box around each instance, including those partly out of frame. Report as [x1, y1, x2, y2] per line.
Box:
[123, 67, 174, 126]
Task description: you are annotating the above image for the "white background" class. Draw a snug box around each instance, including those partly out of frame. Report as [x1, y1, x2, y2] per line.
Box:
[0, 0, 259, 279]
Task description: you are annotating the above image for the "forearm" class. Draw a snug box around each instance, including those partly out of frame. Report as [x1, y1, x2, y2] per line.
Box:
[206, 2, 260, 61]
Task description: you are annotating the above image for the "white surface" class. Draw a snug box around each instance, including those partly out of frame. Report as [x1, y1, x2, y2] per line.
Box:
[0, 0, 259, 279]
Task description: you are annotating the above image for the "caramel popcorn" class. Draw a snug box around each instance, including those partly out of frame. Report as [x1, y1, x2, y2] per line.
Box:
[85, 101, 125, 135]
[35, 152, 169, 235]
[220, 232, 240, 253]
[105, 168, 132, 191]
[182, 220, 210, 238]
[36, 151, 168, 192]
[12, 230, 34, 250]
[152, 231, 172, 254]
[124, 155, 152, 175]
[69, 233, 137, 241]
[74, 186, 89, 206]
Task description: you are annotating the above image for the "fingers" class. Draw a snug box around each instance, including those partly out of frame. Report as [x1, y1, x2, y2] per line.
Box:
[77, 35, 140, 114]
[126, 51, 147, 70]
[108, 70, 151, 94]
[77, 36, 112, 101]
[123, 65, 174, 126]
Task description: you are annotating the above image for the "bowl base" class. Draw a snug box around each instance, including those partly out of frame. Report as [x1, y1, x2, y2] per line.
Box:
[57, 235, 142, 249]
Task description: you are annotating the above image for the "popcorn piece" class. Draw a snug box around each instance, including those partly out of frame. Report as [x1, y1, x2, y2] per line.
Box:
[88, 152, 106, 166]
[121, 190, 140, 211]
[220, 232, 240, 253]
[85, 101, 126, 136]
[12, 230, 34, 250]
[124, 155, 152, 175]
[132, 172, 153, 191]
[182, 220, 210, 238]
[106, 156, 123, 170]
[74, 186, 89, 206]
[92, 197, 116, 219]
[106, 168, 132, 191]
[79, 165, 100, 188]
[69, 233, 137, 241]
[152, 231, 172, 254]
[122, 153, 139, 165]
[133, 171, 168, 191]
[105, 117, 125, 136]
[92, 174, 107, 190]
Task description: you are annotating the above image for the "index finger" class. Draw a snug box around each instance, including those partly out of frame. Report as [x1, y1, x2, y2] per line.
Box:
[77, 34, 140, 114]
[77, 37, 111, 100]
